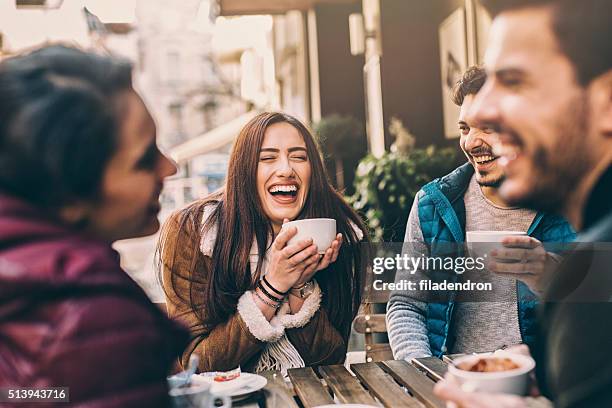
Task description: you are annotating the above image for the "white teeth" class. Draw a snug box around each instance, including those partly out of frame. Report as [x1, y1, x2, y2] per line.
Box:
[474, 155, 495, 164]
[492, 143, 521, 164]
[269, 185, 298, 193]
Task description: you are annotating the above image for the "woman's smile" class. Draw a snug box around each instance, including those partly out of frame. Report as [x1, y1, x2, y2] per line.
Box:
[268, 182, 300, 204]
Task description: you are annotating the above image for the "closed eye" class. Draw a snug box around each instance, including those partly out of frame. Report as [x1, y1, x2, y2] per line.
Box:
[496, 69, 526, 90]
[459, 124, 470, 136]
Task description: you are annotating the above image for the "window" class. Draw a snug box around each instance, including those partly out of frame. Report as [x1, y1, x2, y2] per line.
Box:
[169, 102, 184, 135]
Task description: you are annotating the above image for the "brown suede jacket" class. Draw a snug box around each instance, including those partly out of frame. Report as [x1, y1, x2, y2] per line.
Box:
[159, 206, 349, 373]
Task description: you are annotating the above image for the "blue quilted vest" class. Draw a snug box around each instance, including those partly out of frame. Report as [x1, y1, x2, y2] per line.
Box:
[417, 163, 576, 357]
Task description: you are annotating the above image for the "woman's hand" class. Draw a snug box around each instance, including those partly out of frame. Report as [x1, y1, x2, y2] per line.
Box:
[265, 221, 321, 293]
[292, 233, 343, 289]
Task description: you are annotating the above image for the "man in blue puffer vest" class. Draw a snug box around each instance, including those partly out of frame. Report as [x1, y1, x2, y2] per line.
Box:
[386, 66, 575, 361]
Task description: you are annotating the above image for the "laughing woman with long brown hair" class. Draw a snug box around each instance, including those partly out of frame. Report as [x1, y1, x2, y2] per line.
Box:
[158, 112, 368, 374]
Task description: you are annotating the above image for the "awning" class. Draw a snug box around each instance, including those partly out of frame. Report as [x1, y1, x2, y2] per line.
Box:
[169, 110, 259, 164]
[218, 0, 355, 16]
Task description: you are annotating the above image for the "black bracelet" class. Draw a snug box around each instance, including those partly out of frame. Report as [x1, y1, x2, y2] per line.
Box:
[253, 290, 281, 309]
[257, 280, 284, 303]
[262, 275, 288, 296]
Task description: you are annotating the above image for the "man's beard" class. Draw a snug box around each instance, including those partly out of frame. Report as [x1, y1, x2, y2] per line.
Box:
[505, 94, 591, 214]
[477, 173, 505, 188]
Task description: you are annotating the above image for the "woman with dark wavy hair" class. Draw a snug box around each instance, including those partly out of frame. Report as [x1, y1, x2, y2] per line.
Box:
[0, 45, 188, 406]
[158, 112, 368, 374]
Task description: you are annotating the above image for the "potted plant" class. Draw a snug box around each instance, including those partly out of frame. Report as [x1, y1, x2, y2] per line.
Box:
[350, 118, 458, 241]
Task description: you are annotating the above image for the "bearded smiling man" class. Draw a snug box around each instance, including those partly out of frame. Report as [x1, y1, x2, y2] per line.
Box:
[434, 0, 612, 407]
[386, 65, 574, 362]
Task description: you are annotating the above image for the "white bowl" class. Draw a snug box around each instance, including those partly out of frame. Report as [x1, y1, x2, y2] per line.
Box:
[281, 218, 336, 254]
[448, 352, 535, 395]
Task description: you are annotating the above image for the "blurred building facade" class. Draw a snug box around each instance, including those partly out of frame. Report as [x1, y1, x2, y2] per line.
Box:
[135, 0, 248, 150]
[215, 0, 490, 155]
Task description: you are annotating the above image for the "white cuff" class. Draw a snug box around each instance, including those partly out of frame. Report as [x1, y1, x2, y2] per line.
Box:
[237, 291, 285, 342]
[276, 282, 322, 329]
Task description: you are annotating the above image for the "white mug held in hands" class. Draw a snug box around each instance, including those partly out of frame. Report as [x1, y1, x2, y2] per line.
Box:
[281, 218, 336, 254]
[466, 230, 527, 243]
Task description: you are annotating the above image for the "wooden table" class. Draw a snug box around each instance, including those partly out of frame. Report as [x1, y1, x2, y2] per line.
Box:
[236, 356, 553, 408]
[236, 357, 452, 408]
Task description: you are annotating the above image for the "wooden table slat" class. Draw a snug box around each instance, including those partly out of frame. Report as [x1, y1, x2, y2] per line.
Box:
[412, 357, 449, 382]
[350, 362, 425, 408]
[259, 371, 299, 408]
[287, 367, 334, 408]
[442, 354, 465, 364]
[318, 365, 380, 406]
[381, 360, 446, 408]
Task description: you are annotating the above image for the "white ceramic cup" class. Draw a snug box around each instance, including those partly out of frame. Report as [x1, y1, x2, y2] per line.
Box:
[466, 230, 527, 243]
[169, 382, 231, 408]
[466, 230, 527, 260]
[448, 352, 536, 395]
[280, 218, 336, 254]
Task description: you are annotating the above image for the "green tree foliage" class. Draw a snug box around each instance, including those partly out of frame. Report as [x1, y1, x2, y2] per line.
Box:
[314, 114, 367, 191]
[350, 146, 458, 241]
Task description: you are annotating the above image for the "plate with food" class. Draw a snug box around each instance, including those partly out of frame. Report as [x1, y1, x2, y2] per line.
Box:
[192, 368, 267, 400]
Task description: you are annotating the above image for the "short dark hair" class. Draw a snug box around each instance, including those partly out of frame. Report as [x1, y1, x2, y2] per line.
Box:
[0, 45, 133, 209]
[481, 0, 612, 86]
[451, 65, 487, 106]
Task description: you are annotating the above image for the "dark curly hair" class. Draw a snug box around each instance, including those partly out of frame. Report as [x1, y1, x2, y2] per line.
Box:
[0, 45, 133, 209]
[451, 65, 487, 107]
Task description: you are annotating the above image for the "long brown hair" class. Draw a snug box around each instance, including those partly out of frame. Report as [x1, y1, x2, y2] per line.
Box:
[158, 112, 368, 340]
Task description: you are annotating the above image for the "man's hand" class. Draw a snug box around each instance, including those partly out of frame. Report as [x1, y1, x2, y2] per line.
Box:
[434, 375, 528, 408]
[488, 236, 559, 295]
[434, 345, 540, 407]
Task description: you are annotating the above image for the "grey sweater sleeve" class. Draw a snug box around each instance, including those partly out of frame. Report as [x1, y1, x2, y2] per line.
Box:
[386, 194, 432, 361]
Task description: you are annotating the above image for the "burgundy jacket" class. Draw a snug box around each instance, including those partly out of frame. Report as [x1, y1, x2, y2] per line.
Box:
[0, 194, 189, 407]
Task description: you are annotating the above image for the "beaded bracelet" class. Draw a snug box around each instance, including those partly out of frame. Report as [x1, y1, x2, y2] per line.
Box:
[257, 280, 285, 303]
[262, 275, 288, 296]
[253, 289, 281, 309]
